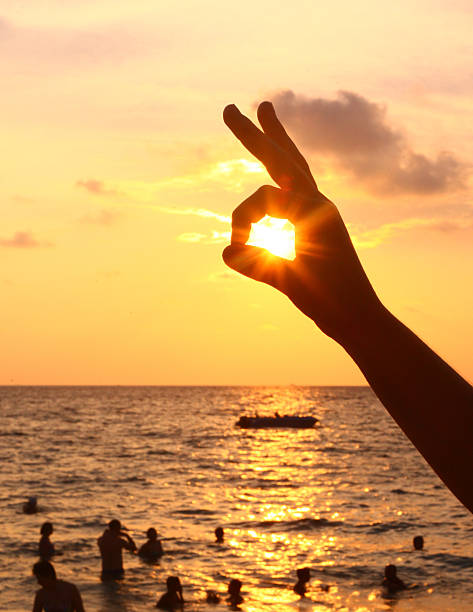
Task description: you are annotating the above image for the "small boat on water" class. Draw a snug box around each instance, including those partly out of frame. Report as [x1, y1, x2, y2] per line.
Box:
[236, 415, 318, 429]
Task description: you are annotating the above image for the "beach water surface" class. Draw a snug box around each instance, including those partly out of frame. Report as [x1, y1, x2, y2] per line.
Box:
[1, 386, 472, 611]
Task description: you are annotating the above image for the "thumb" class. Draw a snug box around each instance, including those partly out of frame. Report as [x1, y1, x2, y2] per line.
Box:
[222, 243, 290, 290]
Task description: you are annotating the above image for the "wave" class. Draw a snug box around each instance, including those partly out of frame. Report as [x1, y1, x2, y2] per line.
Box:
[366, 519, 421, 534]
[425, 553, 473, 569]
[235, 517, 343, 531]
[0, 431, 28, 436]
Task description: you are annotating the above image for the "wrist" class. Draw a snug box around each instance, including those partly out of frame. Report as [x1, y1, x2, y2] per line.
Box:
[335, 299, 393, 357]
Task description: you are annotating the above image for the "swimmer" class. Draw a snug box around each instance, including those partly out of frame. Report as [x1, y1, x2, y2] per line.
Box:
[156, 576, 184, 610]
[293, 567, 310, 597]
[32, 561, 84, 612]
[381, 564, 407, 594]
[206, 590, 221, 604]
[413, 535, 424, 550]
[138, 527, 163, 559]
[23, 496, 38, 514]
[215, 526, 224, 543]
[227, 579, 243, 608]
[39, 522, 55, 560]
[97, 519, 137, 580]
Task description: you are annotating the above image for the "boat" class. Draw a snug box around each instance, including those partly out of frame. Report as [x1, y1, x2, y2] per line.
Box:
[235, 415, 318, 429]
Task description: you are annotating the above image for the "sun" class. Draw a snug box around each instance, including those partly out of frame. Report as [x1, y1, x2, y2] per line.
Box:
[246, 215, 296, 260]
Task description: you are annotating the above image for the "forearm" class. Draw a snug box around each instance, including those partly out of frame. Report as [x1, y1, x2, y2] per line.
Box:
[340, 304, 473, 512]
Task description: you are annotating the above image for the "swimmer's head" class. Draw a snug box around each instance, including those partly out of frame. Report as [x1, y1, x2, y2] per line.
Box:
[384, 564, 398, 579]
[40, 522, 53, 536]
[166, 576, 182, 593]
[215, 526, 224, 542]
[146, 527, 157, 541]
[108, 519, 121, 533]
[413, 535, 424, 550]
[33, 561, 56, 587]
[206, 589, 220, 603]
[296, 567, 310, 583]
[228, 578, 242, 595]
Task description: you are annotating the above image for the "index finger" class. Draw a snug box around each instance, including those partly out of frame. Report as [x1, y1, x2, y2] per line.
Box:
[223, 104, 314, 193]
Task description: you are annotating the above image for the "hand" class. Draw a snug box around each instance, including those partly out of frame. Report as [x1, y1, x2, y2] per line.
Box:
[222, 102, 382, 346]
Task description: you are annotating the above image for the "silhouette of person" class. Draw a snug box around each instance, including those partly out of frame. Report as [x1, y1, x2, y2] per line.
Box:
[39, 522, 55, 560]
[227, 579, 243, 608]
[215, 526, 224, 543]
[156, 576, 184, 610]
[32, 561, 85, 612]
[222, 101, 473, 514]
[293, 567, 310, 597]
[206, 590, 221, 604]
[382, 564, 406, 594]
[97, 519, 137, 580]
[23, 496, 38, 514]
[138, 527, 163, 559]
[413, 535, 424, 550]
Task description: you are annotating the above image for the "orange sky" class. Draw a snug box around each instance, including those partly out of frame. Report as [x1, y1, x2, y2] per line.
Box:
[1, 1, 472, 384]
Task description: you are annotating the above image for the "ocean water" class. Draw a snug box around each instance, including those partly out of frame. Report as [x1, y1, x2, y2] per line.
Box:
[1, 385, 472, 611]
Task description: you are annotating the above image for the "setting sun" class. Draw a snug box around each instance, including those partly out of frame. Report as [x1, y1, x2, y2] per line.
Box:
[246, 215, 296, 260]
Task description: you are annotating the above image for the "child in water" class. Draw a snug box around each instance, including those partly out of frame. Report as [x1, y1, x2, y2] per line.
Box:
[39, 522, 55, 560]
[382, 564, 407, 594]
[227, 579, 243, 608]
[293, 567, 311, 597]
[138, 527, 163, 559]
[156, 576, 184, 610]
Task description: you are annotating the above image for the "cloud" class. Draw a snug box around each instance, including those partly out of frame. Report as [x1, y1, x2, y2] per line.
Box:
[76, 179, 119, 197]
[0, 18, 166, 72]
[79, 209, 120, 225]
[178, 230, 230, 244]
[112, 158, 265, 202]
[208, 271, 241, 282]
[270, 90, 468, 195]
[0, 231, 46, 248]
[178, 232, 208, 243]
[158, 206, 230, 224]
[350, 214, 473, 248]
[11, 194, 34, 204]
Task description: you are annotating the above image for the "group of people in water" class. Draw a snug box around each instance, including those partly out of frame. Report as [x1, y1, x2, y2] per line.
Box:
[29, 514, 247, 611]
[27, 495, 426, 611]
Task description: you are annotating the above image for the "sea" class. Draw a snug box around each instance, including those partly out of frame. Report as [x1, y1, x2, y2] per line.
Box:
[1, 386, 472, 611]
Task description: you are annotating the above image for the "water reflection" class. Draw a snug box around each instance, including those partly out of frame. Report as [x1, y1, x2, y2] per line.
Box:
[4, 385, 473, 610]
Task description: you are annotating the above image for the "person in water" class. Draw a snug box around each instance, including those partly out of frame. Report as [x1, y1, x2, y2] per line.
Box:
[39, 522, 55, 560]
[24, 496, 38, 514]
[381, 564, 407, 594]
[214, 526, 224, 543]
[413, 535, 424, 550]
[206, 590, 221, 604]
[156, 575, 184, 610]
[138, 527, 163, 559]
[227, 579, 243, 608]
[32, 561, 85, 612]
[293, 567, 310, 597]
[221, 102, 473, 515]
[97, 519, 137, 580]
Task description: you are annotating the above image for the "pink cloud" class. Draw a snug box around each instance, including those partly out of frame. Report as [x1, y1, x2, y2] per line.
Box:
[76, 179, 118, 197]
[0, 231, 45, 248]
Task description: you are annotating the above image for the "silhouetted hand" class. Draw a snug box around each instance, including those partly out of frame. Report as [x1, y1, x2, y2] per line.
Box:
[222, 102, 381, 346]
[222, 101, 473, 514]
